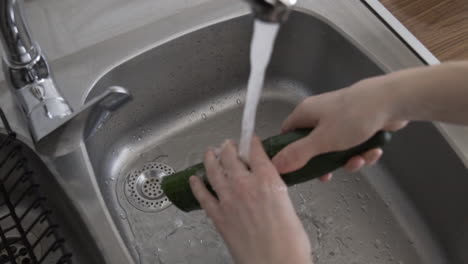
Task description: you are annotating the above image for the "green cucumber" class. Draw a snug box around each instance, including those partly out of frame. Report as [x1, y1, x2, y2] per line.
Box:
[162, 129, 391, 212]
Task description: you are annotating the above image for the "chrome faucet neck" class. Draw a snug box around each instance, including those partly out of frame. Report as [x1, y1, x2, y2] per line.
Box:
[0, 0, 73, 141]
[0, 0, 39, 65]
[0, 0, 131, 145]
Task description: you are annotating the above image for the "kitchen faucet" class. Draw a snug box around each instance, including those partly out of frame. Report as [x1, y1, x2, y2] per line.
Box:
[0, 0, 131, 147]
[0, 0, 293, 151]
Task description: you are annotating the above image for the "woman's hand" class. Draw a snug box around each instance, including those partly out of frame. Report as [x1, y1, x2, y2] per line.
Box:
[272, 76, 408, 178]
[189, 137, 312, 264]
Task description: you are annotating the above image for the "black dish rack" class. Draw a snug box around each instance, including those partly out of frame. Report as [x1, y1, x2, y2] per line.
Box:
[0, 109, 72, 264]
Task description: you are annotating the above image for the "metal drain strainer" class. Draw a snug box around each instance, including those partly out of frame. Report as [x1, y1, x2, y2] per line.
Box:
[124, 162, 174, 212]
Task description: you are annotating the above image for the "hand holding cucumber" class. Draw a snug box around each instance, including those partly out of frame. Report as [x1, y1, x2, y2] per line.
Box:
[189, 137, 313, 264]
[273, 62, 468, 177]
[272, 78, 408, 178]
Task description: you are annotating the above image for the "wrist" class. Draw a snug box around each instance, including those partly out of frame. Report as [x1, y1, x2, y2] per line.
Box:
[378, 73, 410, 124]
[352, 75, 406, 127]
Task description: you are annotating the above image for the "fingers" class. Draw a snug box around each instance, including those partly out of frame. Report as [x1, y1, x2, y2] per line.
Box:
[362, 148, 383, 165]
[272, 128, 328, 174]
[189, 176, 219, 217]
[249, 136, 275, 172]
[204, 149, 225, 189]
[219, 140, 248, 174]
[343, 156, 365, 172]
[384, 120, 408, 132]
[281, 98, 319, 133]
[320, 173, 333, 182]
[344, 148, 383, 172]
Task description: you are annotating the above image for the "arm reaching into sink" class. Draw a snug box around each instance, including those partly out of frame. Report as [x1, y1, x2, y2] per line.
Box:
[272, 61, 468, 177]
[189, 62, 468, 263]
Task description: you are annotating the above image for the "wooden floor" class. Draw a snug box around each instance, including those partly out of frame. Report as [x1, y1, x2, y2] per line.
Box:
[381, 0, 468, 61]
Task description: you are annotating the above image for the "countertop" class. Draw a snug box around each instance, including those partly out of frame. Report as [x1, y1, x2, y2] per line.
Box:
[379, 0, 468, 165]
[381, 0, 468, 61]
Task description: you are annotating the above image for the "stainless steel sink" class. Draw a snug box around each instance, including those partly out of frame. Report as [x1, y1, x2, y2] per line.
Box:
[81, 10, 468, 264]
[1, 0, 467, 263]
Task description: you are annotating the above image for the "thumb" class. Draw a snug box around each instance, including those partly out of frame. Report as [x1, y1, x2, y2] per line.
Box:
[272, 128, 330, 174]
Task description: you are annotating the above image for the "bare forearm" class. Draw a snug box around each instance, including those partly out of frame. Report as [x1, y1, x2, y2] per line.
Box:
[272, 61, 468, 174]
[387, 62, 468, 125]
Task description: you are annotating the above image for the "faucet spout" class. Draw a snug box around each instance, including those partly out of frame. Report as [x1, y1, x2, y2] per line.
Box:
[244, 0, 296, 23]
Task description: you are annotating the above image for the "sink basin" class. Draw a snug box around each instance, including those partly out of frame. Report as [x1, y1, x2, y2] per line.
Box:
[83, 11, 468, 264]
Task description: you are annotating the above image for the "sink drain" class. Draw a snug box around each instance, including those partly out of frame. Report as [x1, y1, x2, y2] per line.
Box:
[124, 162, 174, 212]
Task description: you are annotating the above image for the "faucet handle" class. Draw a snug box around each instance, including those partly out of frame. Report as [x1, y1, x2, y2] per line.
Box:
[36, 86, 131, 157]
[27, 77, 72, 119]
[244, 0, 297, 22]
[43, 98, 73, 119]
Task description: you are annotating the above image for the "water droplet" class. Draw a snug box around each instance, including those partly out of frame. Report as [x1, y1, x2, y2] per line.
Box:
[360, 205, 367, 213]
[299, 204, 306, 212]
[174, 218, 183, 228]
[202, 113, 207, 120]
[110, 176, 116, 181]
[374, 239, 382, 249]
[236, 99, 241, 105]
[210, 106, 214, 112]
[119, 213, 127, 219]
[137, 136, 142, 141]
[187, 239, 196, 248]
